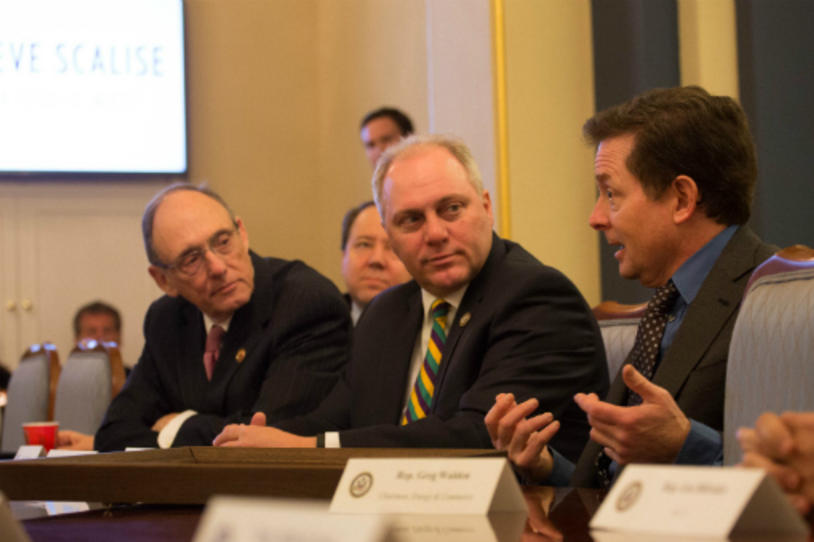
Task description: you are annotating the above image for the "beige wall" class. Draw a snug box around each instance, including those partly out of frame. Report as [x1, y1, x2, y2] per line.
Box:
[185, 0, 322, 271]
[185, 0, 429, 288]
[678, 0, 739, 98]
[503, 0, 600, 305]
[314, 1, 429, 282]
[184, 0, 600, 304]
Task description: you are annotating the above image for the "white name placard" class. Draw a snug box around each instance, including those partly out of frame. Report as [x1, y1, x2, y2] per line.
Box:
[330, 458, 526, 515]
[46, 449, 97, 458]
[193, 496, 389, 542]
[14, 445, 45, 460]
[590, 465, 809, 538]
[386, 511, 526, 542]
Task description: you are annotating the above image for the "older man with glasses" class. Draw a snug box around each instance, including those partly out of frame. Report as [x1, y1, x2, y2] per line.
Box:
[89, 183, 350, 451]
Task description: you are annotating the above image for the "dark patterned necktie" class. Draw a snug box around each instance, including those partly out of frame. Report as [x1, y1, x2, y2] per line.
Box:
[626, 280, 679, 405]
[402, 299, 451, 424]
[596, 280, 679, 487]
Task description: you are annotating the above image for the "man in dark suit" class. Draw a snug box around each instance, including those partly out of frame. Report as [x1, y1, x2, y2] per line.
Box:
[93, 184, 350, 451]
[486, 86, 775, 486]
[340, 201, 411, 325]
[214, 135, 607, 458]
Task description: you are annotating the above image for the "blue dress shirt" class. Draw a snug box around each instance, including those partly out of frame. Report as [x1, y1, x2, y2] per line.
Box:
[543, 226, 738, 485]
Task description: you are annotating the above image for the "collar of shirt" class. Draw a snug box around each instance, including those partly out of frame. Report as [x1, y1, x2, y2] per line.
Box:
[400, 285, 469, 414]
[660, 224, 738, 357]
[419, 285, 468, 324]
[350, 301, 364, 326]
[671, 225, 738, 306]
[203, 313, 232, 335]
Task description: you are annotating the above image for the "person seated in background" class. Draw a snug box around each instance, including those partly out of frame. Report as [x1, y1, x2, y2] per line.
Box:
[340, 201, 411, 324]
[73, 300, 122, 345]
[486, 86, 775, 487]
[214, 134, 607, 455]
[359, 106, 414, 168]
[0, 361, 10, 390]
[739, 411, 814, 518]
[57, 301, 125, 450]
[86, 183, 350, 451]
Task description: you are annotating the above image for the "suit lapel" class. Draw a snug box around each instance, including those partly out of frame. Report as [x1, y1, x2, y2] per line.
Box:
[178, 302, 207, 405]
[380, 286, 424, 423]
[211, 254, 271, 388]
[434, 234, 504, 402]
[652, 227, 764, 396]
[213, 302, 262, 387]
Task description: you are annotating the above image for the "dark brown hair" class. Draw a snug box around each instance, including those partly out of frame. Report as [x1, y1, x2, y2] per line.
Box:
[583, 86, 756, 225]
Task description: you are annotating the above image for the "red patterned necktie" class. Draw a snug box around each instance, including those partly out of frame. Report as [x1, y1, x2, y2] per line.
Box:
[203, 324, 225, 381]
[401, 299, 451, 424]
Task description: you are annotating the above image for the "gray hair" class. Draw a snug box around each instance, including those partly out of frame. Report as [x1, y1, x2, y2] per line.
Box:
[371, 134, 484, 218]
[142, 182, 236, 266]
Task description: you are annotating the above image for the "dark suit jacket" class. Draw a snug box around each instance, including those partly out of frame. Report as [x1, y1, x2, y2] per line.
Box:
[571, 227, 775, 486]
[277, 234, 608, 461]
[95, 253, 351, 451]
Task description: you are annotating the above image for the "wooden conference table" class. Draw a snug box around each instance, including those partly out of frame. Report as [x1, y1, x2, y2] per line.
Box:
[0, 447, 810, 542]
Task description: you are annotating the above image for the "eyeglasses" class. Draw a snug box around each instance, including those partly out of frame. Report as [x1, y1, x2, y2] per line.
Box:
[156, 226, 240, 277]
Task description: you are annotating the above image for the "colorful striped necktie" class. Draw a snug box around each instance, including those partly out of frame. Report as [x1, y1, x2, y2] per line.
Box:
[402, 299, 451, 424]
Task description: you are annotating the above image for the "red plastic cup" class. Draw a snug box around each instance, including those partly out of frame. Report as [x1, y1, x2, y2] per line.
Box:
[22, 421, 59, 452]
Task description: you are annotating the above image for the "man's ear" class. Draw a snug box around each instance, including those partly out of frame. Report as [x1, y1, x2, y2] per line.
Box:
[671, 175, 699, 225]
[235, 216, 249, 249]
[148, 265, 178, 297]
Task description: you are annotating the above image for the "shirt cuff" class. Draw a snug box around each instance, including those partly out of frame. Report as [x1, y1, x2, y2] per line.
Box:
[157, 410, 197, 449]
[675, 419, 723, 465]
[545, 447, 576, 486]
[324, 431, 341, 448]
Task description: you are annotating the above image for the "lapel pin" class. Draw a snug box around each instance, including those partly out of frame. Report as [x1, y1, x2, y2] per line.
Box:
[235, 348, 246, 363]
[459, 312, 471, 327]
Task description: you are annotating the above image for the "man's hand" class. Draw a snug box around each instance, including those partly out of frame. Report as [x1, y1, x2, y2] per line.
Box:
[484, 393, 560, 482]
[739, 411, 814, 516]
[523, 486, 563, 541]
[152, 413, 181, 432]
[574, 365, 690, 465]
[56, 430, 94, 451]
[213, 411, 317, 448]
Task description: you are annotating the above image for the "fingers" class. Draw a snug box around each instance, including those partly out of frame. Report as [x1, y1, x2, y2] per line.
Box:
[507, 412, 552, 458]
[754, 411, 794, 459]
[485, 393, 517, 445]
[622, 365, 667, 404]
[213, 424, 241, 446]
[486, 395, 540, 451]
[780, 412, 814, 458]
[602, 446, 622, 465]
[574, 392, 627, 429]
[787, 493, 812, 516]
[587, 421, 614, 446]
[740, 451, 801, 492]
[573, 392, 600, 414]
[736, 427, 759, 454]
[781, 411, 814, 429]
[513, 420, 560, 473]
[250, 411, 267, 426]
